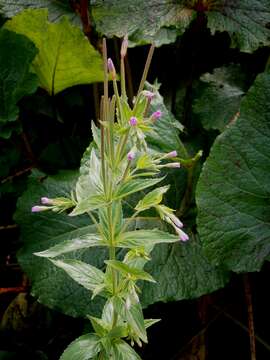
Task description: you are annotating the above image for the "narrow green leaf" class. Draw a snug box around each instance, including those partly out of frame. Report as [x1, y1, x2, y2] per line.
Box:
[135, 186, 169, 212]
[117, 229, 179, 248]
[5, 9, 104, 94]
[88, 316, 108, 337]
[111, 340, 142, 360]
[105, 260, 156, 283]
[144, 318, 160, 329]
[60, 333, 101, 360]
[50, 259, 105, 292]
[115, 177, 164, 200]
[69, 194, 108, 216]
[34, 233, 104, 258]
[126, 303, 148, 344]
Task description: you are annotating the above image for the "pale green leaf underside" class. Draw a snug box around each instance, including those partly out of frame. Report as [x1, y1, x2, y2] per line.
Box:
[118, 229, 179, 248]
[34, 232, 102, 258]
[50, 258, 105, 292]
[60, 333, 101, 360]
[5, 9, 104, 94]
[111, 340, 142, 360]
[105, 260, 156, 283]
[197, 72, 270, 273]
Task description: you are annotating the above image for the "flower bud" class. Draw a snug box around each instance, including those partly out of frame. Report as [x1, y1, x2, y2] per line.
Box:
[161, 162, 180, 169]
[31, 205, 48, 213]
[120, 34, 128, 58]
[165, 150, 177, 158]
[127, 150, 136, 161]
[41, 197, 54, 205]
[170, 214, 183, 228]
[129, 116, 138, 126]
[107, 58, 116, 79]
[142, 90, 155, 101]
[151, 110, 162, 121]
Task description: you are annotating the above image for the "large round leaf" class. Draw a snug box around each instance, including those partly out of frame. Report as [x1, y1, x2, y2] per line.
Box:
[197, 72, 270, 273]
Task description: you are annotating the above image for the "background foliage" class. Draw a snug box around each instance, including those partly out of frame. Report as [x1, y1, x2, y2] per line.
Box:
[0, 1, 270, 359]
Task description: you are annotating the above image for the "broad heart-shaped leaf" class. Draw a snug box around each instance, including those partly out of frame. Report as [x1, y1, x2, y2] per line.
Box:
[140, 233, 230, 306]
[91, 0, 195, 47]
[0, 0, 79, 24]
[92, 1, 270, 51]
[0, 29, 38, 138]
[196, 72, 270, 273]
[193, 64, 247, 132]
[206, 0, 270, 53]
[5, 9, 104, 95]
[60, 333, 101, 360]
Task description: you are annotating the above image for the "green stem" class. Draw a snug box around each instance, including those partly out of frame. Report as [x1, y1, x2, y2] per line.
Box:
[107, 204, 118, 327]
[137, 44, 155, 95]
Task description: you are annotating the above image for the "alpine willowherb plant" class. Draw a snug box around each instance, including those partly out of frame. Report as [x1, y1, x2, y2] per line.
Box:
[32, 37, 188, 359]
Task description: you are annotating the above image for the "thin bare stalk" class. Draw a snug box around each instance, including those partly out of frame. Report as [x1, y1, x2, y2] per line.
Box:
[244, 274, 256, 360]
[137, 44, 155, 95]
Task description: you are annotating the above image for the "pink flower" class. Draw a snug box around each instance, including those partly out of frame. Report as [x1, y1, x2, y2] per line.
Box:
[151, 110, 162, 120]
[127, 150, 136, 161]
[165, 150, 177, 158]
[142, 90, 155, 101]
[129, 116, 138, 126]
[31, 206, 48, 213]
[107, 58, 116, 79]
[41, 197, 53, 205]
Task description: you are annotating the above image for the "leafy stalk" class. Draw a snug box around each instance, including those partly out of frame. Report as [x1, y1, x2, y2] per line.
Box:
[33, 36, 189, 360]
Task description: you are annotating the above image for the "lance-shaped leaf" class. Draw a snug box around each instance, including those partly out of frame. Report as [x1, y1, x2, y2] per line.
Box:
[105, 260, 156, 283]
[197, 72, 270, 273]
[117, 229, 179, 249]
[193, 64, 248, 132]
[135, 186, 169, 212]
[115, 177, 165, 200]
[69, 194, 108, 217]
[5, 9, 104, 94]
[50, 258, 105, 292]
[34, 233, 104, 258]
[113, 297, 148, 345]
[0, 29, 38, 138]
[60, 333, 101, 360]
[0, 0, 79, 23]
[111, 340, 142, 360]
